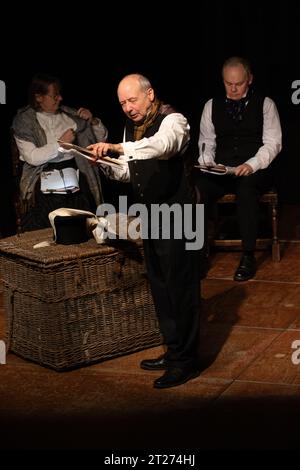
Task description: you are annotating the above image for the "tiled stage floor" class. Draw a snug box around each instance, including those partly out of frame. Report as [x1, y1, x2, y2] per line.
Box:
[1, 205, 300, 451]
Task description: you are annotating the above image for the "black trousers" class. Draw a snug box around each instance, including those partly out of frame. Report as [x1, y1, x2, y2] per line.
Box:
[195, 168, 272, 251]
[143, 235, 201, 369]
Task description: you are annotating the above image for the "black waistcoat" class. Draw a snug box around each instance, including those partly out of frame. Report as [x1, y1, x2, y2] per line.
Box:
[212, 93, 264, 166]
[125, 106, 190, 205]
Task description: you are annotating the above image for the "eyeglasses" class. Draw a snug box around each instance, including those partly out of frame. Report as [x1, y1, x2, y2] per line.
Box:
[46, 93, 61, 100]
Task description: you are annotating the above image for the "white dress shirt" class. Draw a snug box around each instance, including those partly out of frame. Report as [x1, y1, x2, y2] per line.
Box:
[198, 97, 282, 173]
[103, 113, 190, 182]
[16, 111, 106, 167]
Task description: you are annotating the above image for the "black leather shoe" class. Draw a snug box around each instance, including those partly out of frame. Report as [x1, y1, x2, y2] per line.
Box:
[140, 356, 168, 371]
[234, 254, 256, 282]
[153, 367, 200, 389]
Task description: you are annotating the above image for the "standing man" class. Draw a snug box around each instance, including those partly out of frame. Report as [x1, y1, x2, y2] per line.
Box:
[88, 74, 201, 388]
[196, 56, 282, 281]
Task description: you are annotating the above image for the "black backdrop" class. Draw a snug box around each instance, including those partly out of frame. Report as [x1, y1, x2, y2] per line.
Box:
[0, 2, 298, 235]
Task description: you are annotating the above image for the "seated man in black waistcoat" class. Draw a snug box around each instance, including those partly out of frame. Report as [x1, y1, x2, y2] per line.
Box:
[88, 73, 202, 389]
[195, 56, 282, 281]
[12, 73, 107, 231]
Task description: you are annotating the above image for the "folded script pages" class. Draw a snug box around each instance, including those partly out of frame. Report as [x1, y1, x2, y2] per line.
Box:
[195, 164, 236, 175]
[58, 141, 123, 169]
[40, 168, 80, 193]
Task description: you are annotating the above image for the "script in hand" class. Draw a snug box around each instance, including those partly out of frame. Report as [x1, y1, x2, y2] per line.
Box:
[58, 140, 123, 168]
[195, 164, 236, 175]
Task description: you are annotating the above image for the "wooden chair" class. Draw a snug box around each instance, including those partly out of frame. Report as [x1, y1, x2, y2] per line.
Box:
[211, 190, 280, 262]
[10, 130, 24, 234]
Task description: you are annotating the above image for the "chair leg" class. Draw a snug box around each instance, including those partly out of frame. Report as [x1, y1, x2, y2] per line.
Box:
[14, 199, 23, 236]
[271, 201, 280, 262]
[272, 242, 280, 262]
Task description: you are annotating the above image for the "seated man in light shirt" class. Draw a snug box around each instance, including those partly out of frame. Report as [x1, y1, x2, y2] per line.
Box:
[12, 73, 107, 231]
[195, 56, 282, 282]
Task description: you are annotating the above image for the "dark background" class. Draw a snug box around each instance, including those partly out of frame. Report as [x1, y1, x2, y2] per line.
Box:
[0, 2, 299, 236]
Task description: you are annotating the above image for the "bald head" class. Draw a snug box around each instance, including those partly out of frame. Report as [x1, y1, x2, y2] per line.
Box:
[222, 57, 253, 100]
[118, 74, 152, 94]
[117, 74, 155, 123]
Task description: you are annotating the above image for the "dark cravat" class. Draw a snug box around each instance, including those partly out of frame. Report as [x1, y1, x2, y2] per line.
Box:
[225, 90, 252, 122]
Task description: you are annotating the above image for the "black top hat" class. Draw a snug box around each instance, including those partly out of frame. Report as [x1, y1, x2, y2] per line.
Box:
[54, 214, 90, 245]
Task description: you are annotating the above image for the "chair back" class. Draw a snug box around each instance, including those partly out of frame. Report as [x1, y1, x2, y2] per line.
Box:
[10, 130, 24, 233]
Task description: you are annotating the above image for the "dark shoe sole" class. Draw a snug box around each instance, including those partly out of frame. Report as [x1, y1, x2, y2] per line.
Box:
[140, 363, 167, 371]
[234, 273, 255, 282]
[153, 370, 200, 389]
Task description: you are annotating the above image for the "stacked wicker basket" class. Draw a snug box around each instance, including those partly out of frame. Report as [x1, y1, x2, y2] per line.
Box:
[0, 229, 162, 370]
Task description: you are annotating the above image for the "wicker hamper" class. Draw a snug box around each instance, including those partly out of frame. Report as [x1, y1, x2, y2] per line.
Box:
[0, 229, 162, 371]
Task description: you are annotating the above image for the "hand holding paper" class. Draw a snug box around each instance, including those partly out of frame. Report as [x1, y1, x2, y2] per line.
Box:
[87, 141, 122, 159]
[58, 140, 123, 169]
[195, 163, 236, 175]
